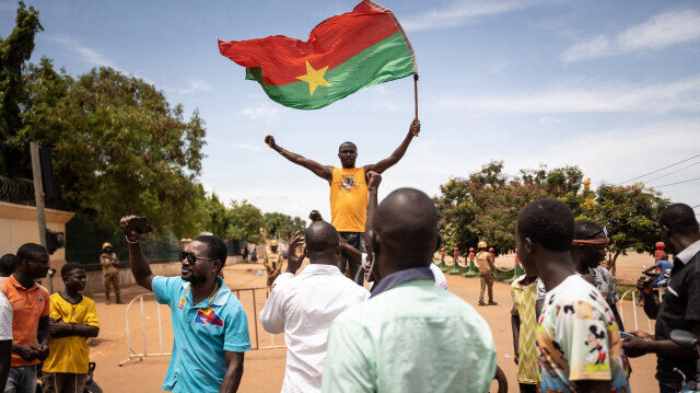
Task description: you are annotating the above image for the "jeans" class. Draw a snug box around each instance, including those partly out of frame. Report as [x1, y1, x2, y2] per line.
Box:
[4, 367, 36, 393]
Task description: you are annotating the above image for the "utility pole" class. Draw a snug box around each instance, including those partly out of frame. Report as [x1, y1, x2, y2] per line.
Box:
[30, 142, 52, 293]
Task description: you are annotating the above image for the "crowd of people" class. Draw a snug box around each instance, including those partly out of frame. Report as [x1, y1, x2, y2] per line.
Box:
[0, 120, 699, 393]
[1, 245, 100, 393]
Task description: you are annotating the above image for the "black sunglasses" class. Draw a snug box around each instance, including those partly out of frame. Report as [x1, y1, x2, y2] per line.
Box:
[179, 251, 216, 264]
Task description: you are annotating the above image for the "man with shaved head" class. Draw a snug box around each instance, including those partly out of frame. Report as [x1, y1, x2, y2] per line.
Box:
[261, 220, 369, 393]
[265, 119, 420, 279]
[322, 188, 496, 393]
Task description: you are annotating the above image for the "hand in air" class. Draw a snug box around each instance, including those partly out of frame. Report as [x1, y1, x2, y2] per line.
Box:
[286, 233, 306, 274]
[264, 135, 277, 149]
[367, 171, 382, 190]
[409, 118, 420, 137]
[119, 215, 148, 243]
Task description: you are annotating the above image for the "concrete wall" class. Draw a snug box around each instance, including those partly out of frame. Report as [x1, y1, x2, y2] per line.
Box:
[0, 201, 74, 293]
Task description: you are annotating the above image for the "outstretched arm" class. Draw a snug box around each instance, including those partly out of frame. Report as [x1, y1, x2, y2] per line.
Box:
[265, 135, 332, 181]
[364, 119, 420, 174]
[120, 215, 154, 291]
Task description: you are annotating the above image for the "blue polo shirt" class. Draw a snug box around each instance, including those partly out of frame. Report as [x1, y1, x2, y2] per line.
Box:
[153, 276, 251, 393]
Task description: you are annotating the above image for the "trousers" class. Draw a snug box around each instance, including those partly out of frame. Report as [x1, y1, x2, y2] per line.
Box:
[479, 271, 494, 303]
[4, 367, 36, 393]
[104, 273, 121, 303]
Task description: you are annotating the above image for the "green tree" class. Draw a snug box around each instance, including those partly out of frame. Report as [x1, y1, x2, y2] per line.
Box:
[15, 62, 207, 236]
[0, 1, 42, 176]
[436, 161, 585, 253]
[226, 201, 264, 243]
[263, 212, 306, 240]
[586, 184, 668, 275]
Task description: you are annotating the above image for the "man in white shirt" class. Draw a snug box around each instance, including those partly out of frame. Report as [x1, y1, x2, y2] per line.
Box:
[261, 220, 369, 393]
[0, 289, 12, 390]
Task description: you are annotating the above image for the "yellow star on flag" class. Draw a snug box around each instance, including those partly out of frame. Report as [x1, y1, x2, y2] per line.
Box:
[296, 60, 330, 95]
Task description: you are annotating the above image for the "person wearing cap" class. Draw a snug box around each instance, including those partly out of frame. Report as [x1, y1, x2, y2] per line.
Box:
[264, 240, 284, 288]
[570, 221, 625, 332]
[624, 203, 700, 392]
[476, 240, 497, 306]
[99, 243, 121, 304]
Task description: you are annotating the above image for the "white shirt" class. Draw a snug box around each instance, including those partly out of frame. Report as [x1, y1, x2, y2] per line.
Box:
[0, 290, 12, 341]
[429, 263, 448, 289]
[677, 239, 700, 264]
[261, 264, 369, 393]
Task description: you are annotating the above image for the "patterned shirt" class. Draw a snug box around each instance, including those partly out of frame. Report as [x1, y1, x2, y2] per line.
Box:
[511, 275, 539, 385]
[537, 274, 630, 393]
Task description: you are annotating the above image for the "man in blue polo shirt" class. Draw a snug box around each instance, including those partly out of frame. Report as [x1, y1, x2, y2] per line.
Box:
[121, 216, 250, 393]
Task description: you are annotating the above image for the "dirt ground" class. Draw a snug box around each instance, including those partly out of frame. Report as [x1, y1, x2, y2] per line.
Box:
[89, 253, 661, 392]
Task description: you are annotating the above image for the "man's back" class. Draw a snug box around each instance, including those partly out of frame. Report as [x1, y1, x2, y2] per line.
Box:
[261, 264, 369, 393]
[322, 280, 496, 393]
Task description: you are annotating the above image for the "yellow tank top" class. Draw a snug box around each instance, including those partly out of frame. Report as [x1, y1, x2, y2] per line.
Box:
[330, 167, 368, 232]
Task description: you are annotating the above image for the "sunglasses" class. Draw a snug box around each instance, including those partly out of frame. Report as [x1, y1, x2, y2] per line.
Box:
[179, 251, 216, 264]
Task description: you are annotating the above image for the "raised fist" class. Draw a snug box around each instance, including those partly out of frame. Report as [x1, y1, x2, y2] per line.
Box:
[409, 119, 420, 137]
[120, 215, 152, 242]
[367, 171, 382, 190]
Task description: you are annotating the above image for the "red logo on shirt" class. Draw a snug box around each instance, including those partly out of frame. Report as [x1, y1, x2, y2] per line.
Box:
[195, 308, 224, 327]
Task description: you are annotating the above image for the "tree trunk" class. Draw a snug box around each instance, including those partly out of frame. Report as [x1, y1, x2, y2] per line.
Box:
[608, 250, 622, 276]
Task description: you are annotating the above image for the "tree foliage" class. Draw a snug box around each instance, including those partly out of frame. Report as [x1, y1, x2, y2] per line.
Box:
[13, 62, 207, 236]
[436, 161, 585, 253]
[587, 184, 668, 274]
[263, 212, 306, 240]
[436, 161, 668, 275]
[0, 1, 43, 176]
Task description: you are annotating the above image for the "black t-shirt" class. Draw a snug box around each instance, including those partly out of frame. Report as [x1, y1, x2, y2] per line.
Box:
[654, 250, 700, 383]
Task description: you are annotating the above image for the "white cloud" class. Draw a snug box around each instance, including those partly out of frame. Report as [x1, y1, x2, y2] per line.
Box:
[402, 0, 530, 33]
[562, 9, 700, 62]
[240, 102, 281, 120]
[166, 80, 213, 96]
[526, 120, 700, 191]
[438, 75, 700, 114]
[51, 36, 120, 69]
[561, 35, 611, 63]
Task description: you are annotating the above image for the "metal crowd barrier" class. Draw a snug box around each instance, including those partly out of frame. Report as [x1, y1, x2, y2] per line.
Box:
[617, 289, 660, 333]
[119, 287, 285, 366]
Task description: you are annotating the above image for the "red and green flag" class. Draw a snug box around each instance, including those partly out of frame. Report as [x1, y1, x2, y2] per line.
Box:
[218, 0, 416, 110]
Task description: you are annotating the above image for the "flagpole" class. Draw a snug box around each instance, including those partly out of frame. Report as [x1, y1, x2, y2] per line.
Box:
[413, 73, 419, 120]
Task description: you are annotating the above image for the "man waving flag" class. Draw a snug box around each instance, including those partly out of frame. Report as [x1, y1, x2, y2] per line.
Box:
[218, 0, 416, 110]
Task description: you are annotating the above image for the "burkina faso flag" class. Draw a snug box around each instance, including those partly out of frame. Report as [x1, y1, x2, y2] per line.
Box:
[218, 0, 416, 110]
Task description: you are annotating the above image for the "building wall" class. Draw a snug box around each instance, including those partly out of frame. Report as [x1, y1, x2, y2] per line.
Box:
[0, 201, 74, 293]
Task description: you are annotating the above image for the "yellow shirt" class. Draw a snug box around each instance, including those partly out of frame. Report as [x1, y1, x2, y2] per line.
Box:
[42, 293, 100, 374]
[330, 167, 368, 232]
[511, 276, 540, 385]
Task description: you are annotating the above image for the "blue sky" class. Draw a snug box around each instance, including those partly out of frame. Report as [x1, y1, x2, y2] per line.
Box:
[2, 0, 700, 220]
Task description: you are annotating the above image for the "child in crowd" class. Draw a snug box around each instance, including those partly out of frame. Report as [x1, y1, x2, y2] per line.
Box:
[42, 264, 100, 393]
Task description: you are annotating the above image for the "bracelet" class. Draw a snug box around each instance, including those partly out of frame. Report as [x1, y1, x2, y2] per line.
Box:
[125, 235, 139, 244]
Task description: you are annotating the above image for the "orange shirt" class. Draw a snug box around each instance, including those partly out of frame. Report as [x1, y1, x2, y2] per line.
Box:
[330, 167, 368, 232]
[1, 275, 50, 367]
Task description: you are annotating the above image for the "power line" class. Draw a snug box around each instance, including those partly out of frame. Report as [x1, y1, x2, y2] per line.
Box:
[645, 161, 700, 185]
[619, 153, 700, 184]
[653, 176, 700, 189]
